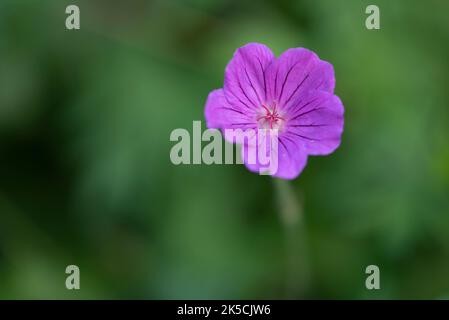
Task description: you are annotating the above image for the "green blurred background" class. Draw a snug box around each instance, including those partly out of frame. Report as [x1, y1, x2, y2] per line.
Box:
[1, 0, 449, 299]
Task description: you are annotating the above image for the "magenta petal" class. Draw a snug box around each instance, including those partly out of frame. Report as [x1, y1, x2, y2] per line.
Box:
[283, 90, 344, 156]
[265, 48, 335, 110]
[224, 43, 275, 112]
[204, 89, 254, 129]
[241, 133, 308, 180]
[275, 137, 308, 179]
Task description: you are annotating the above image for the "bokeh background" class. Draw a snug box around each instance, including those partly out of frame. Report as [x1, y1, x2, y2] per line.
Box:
[1, 0, 449, 299]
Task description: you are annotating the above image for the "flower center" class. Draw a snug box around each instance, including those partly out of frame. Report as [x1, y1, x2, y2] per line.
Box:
[257, 103, 285, 130]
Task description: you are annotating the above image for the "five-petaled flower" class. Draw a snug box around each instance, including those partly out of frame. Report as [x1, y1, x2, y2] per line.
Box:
[204, 43, 344, 179]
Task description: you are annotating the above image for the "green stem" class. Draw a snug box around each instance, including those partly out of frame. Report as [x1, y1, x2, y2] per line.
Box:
[273, 179, 310, 298]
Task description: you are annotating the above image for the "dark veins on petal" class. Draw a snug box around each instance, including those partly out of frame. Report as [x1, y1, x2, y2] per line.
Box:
[243, 62, 263, 105]
[278, 138, 292, 160]
[283, 74, 310, 109]
[229, 122, 257, 128]
[278, 60, 303, 103]
[225, 88, 255, 114]
[288, 95, 323, 120]
[286, 131, 320, 141]
[280, 134, 301, 149]
[288, 124, 330, 128]
[237, 72, 258, 109]
[289, 107, 326, 122]
[218, 106, 247, 116]
[256, 56, 267, 101]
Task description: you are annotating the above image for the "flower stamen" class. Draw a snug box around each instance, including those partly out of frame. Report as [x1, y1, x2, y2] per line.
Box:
[257, 103, 285, 129]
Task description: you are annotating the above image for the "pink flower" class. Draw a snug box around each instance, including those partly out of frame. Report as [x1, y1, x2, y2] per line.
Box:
[205, 43, 344, 179]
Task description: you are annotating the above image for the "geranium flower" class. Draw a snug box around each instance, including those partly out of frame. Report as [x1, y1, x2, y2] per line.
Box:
[204, 43, 344, 179]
